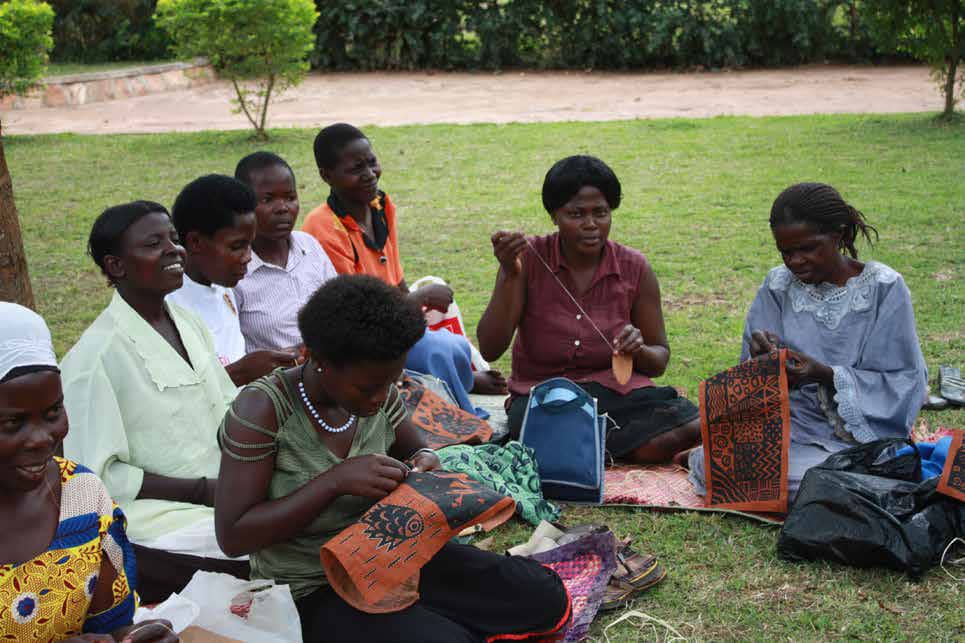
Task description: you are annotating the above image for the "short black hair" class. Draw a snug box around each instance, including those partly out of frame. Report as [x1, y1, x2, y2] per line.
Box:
[313, 123, 367, 170]
[88, 200, 169, 282]
[298, 275, 425, 368]
[234, 151, 295, 187]
[541, 155, 621, 214]
[171, 174, 256, 239]
[770, 182, 878, 259]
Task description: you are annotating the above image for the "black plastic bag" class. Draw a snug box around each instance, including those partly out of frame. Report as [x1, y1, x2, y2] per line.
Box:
[777, 439, 965, 579]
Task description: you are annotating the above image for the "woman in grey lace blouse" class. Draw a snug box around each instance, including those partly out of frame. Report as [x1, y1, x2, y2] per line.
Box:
[688, 182, 928, 500]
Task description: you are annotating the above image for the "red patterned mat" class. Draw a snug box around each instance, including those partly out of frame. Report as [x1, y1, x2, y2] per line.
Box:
[603, 464, 784, 525]
[700, 350, 791, 514]
[937, 429, 965, 502]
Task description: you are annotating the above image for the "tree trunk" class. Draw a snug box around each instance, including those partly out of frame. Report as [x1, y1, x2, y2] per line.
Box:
[849, 1, 857, 41]
[945, 0, 962, 118]
[257, 73, 276, 140]
[944, 55, 959, 117]
[230, 78, 263, 139]
[0, 122, 35, 308]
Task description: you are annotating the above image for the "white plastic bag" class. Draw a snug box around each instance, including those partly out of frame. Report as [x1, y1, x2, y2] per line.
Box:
[135, 571, 303, 643]
[411, 275, 490, 372]
[133, 592, 199, 634]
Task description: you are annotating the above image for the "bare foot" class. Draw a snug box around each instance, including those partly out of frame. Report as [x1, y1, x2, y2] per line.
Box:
[626, 420, 701, 464]
[472, 370, 508, 395]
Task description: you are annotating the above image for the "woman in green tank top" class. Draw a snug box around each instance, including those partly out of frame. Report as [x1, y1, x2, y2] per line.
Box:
[214, 275, 568, 643]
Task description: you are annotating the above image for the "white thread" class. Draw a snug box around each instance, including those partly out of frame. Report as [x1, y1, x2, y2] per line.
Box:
[603, 607, 689, 642]
[940, 537, 964, 582]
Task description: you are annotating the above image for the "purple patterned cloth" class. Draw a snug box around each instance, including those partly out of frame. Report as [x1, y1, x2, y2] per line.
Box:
[529, 531, 618, 642]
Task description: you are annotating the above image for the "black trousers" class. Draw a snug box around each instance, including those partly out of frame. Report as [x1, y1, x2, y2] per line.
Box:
[507, 382, 699, 457]
[296, 543, 570, 643]
[132, 544, 251, 604]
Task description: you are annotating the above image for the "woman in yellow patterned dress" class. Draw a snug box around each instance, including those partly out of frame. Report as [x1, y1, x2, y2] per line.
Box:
[0, 303, 176, 642]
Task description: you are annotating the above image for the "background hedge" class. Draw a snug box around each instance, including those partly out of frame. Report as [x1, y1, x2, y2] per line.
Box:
[49, 0, 897, 70]
[48, 0, 168, 63]
[312, 0, 895, 70]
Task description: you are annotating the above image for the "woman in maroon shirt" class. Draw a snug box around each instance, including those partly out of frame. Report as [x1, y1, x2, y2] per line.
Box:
[477, 155, 699, 463]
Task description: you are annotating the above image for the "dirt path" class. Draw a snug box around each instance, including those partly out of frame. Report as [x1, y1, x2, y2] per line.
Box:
[6, 65, 940, 135]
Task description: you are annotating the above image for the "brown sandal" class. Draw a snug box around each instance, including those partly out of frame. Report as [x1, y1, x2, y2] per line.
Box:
[599, 540, 667, 611]
[614, 538, 659, 586]
[600, 561, 666, 611]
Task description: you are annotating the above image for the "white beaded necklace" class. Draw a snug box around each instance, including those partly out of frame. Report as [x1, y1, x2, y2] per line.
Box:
[298, 366, 356, 433]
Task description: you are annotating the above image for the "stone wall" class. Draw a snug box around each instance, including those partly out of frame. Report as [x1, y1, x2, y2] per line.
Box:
[1, 59, 215, 110]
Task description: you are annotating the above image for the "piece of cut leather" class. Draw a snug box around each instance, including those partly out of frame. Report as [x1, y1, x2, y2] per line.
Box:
[612, 353, 633, 386]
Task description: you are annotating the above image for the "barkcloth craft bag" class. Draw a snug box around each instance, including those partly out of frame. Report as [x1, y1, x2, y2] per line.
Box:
[320, 471, 515, 613]
[700, 349, 791, 514]
[519, 377, 606, 503]
[937, 429, 965, 502]
[398, 374, 493, 448]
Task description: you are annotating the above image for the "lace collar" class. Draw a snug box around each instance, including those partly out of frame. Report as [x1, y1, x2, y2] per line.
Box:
[767, 260, 898, 330]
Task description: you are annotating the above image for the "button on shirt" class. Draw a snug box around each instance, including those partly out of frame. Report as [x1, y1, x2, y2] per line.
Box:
[234, 231, 338, 352]
[508, 232, 655, 397]
[167, 274, 246, 366]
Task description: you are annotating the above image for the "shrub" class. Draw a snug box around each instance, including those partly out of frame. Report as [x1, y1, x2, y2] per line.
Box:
[644, 1, 747, 69]
[311, 1, 881, 72]
[313, 0, 470, 70]
[0, 0, 55, 98]
[48, 1, 169, 64]
[861, 0, 963, 118]
[156, 0, 318, 140]
[739, 0, 842, 66]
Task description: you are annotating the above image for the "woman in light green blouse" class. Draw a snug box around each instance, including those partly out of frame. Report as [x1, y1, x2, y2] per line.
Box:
[215, 275, 569, 643]
[62, 201, 249, 602]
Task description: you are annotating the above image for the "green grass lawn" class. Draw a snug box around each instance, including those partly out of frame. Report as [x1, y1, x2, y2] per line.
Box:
[6, 114, 964, 640]
[45, 60, 177, 78]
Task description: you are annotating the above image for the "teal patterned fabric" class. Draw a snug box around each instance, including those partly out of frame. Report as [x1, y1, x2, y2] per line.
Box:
[437, 441, 560, 525]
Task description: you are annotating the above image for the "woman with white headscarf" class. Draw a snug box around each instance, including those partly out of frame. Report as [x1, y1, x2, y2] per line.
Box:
[0, 302, 175, 642]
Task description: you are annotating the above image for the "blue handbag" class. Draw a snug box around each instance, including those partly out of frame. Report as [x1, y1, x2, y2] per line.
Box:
[519, 377, 606, 503]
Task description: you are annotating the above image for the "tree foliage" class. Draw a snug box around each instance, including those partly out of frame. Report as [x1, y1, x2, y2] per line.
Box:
[861, 0, 963, 117]
[155, 0, 318, 139]
[47, 0, 169, 64]
[0, 0, 55, 98]
[313, 0, 467, 70]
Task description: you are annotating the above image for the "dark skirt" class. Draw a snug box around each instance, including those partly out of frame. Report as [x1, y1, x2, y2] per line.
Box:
[507, 382, 699, 457]
[296, 543, 570, 643]
[132, 544, 251, 604]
